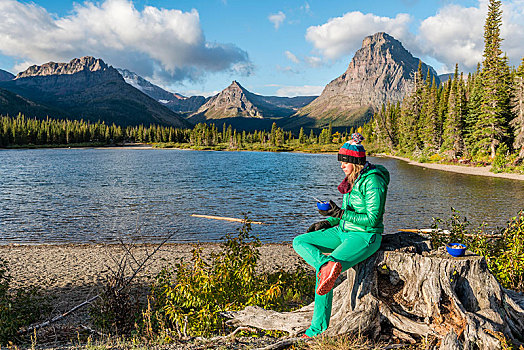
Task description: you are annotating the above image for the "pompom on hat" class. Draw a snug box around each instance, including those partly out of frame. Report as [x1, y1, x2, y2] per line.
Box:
[338, 133, 366, 165]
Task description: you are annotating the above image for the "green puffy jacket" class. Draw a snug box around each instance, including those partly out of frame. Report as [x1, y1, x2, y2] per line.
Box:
[326, 164, 390, 234]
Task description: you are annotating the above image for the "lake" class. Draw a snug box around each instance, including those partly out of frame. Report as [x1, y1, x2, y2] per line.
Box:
[1, 148, 523, 244]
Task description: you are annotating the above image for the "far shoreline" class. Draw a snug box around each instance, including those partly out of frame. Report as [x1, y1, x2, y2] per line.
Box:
[381, 154, 524, 181]
[3, 143, 524, 180]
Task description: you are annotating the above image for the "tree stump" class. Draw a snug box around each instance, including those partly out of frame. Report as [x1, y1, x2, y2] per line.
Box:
[224, 232, 524, 349]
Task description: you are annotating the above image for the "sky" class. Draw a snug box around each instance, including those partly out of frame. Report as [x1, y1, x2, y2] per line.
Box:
[0, 0, 523, 98]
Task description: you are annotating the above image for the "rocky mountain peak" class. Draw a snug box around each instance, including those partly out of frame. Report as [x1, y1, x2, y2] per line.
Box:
[0, 57, 190, 128]
[117, 68, 186, 101]
[350, 32, 421, 75]
[225, 80, 246, 92]
[16, 56, 110, 79]
[190, 81, 317, 124]
[292, 32, 439, 128]
[215, 80, 251, 102]
[114, 68, 207, 113]
[195, 80, 262, 119]
[361, 32, 394, 48]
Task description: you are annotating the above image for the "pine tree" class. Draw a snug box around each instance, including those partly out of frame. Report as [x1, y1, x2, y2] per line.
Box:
[458, 73, 469, 154]
[318, 128, 330, 144]
[465, 64, 483, 154]
[298, 127, 306, 144]
[398, 61, 424, 152]
[437, 81, 450, 147]
[417, 69, 431, 143]
[270, 122, 278, 146]
[419, 77, 439, 151]
[510, 57, 524, 159]
[372, 106, 387, 149]
[226, 125, 233, 143]
[387, 102, 400, 148]
[475, 0, 512, 158]
[371, 103, 397, 150]
[442, 64, 466, 156]
[277, 127, 284, 146]
[308, 129, 316, 144]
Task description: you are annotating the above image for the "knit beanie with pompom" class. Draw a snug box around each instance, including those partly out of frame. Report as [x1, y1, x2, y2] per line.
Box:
[337, 132, 366, 165]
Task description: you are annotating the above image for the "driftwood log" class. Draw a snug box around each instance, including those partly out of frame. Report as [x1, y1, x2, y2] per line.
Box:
[224, 232, 524, 349]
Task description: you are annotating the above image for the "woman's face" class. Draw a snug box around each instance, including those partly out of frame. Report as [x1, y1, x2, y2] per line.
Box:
[340, 161, 354, 177]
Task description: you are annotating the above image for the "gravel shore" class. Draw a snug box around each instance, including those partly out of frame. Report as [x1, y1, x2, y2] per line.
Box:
[1, 243, 305, 326]
[385, 155, 524, 180]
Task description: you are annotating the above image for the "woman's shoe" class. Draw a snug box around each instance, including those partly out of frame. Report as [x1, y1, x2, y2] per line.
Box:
[301, 333, 312, 339]
[316, 261, 342, 295]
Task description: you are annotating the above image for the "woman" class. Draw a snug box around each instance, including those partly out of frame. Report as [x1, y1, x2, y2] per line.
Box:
[293, 132, 389, 338]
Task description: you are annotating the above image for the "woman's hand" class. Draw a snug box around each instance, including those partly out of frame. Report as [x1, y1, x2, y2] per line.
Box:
[318, 200, 344, 218]
[307, 220, 332, 232]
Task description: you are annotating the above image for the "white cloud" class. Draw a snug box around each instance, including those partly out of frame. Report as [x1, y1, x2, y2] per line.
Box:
[417, 3, 486, 71]
[285, 50, 300, 63]
[268, 11, 286, 30]
[301, 2, 312, 15]
[305, 12, 412, 61]
[502, 1, 524, 67]
[417, 0, 524, 72]
[276, 85, 323, 97]
[13, 60, 38, 73]
[304, 56, 322, 67]
[276, 64, 300, 74]
[0, 0, 252, 82]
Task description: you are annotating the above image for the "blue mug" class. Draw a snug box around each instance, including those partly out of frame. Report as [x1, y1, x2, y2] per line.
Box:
[317, 201, 330, 211]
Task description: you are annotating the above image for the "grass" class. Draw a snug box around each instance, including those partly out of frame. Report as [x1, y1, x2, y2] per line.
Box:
[151, 141, 341, 153]
[295, 333, 432, 350]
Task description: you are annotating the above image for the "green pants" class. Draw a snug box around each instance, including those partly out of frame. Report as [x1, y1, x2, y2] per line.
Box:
[292, 226, 382, 337]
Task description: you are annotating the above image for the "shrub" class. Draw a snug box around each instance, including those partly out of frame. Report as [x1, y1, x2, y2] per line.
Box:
[430, 209, 524, 292]
[492, 144, 509, 172]
[0, 259, 50, 345]
[89, 274, 141, 335]
[140, 216, 314, 339]
[429, 153, 443, 162]
[492, 212, 524, 291]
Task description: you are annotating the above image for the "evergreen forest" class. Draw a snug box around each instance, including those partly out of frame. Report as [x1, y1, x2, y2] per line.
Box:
[0, 115, 344, 152]
[362, 0, 524, 173]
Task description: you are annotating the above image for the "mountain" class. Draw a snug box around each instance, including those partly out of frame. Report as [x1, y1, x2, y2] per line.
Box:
[0, 69, 14, 81]
[0, 57, 191, 127]
[188, 81, 316, 130]
[163, 95, 208, 113]
[438, 73, 454, 84]
[117, 68, 208, 113]
[285, 32, 440, 130]
[0, 87, 63, 118]
[117, 68, 185, 101]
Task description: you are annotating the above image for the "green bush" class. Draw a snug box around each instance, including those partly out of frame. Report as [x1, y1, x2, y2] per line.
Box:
[430, 209, 524, 292]
[492, 144, 509, 173]
[0, 259, 50, 345]
[140, 217, 314, 340]
[492, 212, 524, 291]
